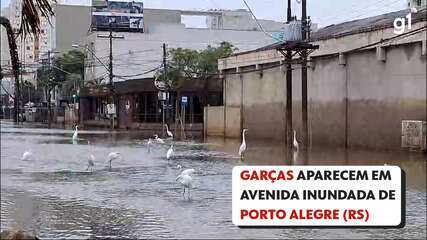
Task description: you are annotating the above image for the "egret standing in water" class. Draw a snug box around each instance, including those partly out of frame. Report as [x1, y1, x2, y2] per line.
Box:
[21, 149, 32, 161]
[176, 169, 195, 199]
[87, 154, 95, 172]
[87, 141, 95, 172]
[293, 130, 299, 152]
[165, 124, 173, 139]
[238, 129, 248, 160]
[153, 134, 165, 144]
[166, 145, 174, 160]
[107, 152, 121, 169]
[147, 138, 152, 153]
[72, 125, 78, 141]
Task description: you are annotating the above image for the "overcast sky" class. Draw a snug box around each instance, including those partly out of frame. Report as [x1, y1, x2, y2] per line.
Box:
[1, 0, 408, 27]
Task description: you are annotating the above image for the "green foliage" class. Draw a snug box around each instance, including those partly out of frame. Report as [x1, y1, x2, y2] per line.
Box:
[156, 41, 237, 89]
[37, 50, 84, 93]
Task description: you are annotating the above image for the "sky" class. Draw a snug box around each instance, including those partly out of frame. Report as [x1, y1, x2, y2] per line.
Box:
[0, 0, 408, 27]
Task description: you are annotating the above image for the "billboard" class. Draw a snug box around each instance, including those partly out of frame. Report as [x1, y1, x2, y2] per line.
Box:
[92, 0, 144, 32]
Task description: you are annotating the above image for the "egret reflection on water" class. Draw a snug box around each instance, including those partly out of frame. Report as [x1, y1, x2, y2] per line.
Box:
[72, 125, 78, 141]
[147, 138, 152, 153]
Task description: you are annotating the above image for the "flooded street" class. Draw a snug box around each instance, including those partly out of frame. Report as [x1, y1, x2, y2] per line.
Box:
[1, 121, 426, 239]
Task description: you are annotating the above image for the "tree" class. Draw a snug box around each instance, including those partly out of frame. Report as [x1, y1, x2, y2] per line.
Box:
[1, 0, 55, 122]
[36, 50, 84, 127]
[54, 50, 85, 99]
[155, 41, 236, 138]
[156, 41, 236, 91]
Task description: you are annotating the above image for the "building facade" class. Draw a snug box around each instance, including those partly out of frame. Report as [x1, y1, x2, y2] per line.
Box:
[80, 7, 285, 131]
[211, 9, 427, 150]
[408, 0, 427, 9]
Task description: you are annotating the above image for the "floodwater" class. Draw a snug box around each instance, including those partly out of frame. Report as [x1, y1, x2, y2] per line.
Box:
[1, 121, 426, 239]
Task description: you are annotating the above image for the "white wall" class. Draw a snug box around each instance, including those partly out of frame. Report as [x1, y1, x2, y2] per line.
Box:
[87, 23, 277, 83]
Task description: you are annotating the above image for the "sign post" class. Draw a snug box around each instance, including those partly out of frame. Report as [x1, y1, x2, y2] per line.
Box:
[180, 96, 188, 138]
[107, 103, 116, 130]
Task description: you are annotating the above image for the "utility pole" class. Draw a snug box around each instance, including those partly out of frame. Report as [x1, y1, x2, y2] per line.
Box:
[109, 23, 114, 130]
[285, 0, 293, 154]
[301, 0, 309, 152]
[162, 43, 168, 137]
[47, 50, 52, 128]
[98, 22, 124, 130]
[109, 23, 113, 88]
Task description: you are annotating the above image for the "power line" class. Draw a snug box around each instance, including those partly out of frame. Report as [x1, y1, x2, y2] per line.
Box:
[114, 66, 161, 78]
[242, 0, 283, 42]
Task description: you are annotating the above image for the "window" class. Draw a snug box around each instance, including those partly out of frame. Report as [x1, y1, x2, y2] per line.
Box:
[26, 46, 31, 50]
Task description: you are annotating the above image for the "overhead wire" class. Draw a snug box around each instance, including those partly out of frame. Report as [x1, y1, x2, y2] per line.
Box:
[242, 0, 283, 42]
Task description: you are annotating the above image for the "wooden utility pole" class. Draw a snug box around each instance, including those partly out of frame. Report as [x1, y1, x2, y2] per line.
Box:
[109, 23, 114, 130]
[301, 0, 309, 151]
[47, 50, 52, 128]
[98, 22, 123, 130]
[285, 0, 293, 153]
[162, 43, 167, 137]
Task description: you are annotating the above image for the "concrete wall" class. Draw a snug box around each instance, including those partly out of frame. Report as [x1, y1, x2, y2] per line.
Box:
[204, 106, 224, 136]
[54, 5, 91, 54]
[219, 39, 427, 150]
[345, 43, 426, 149]
[143, 8, 181, 33]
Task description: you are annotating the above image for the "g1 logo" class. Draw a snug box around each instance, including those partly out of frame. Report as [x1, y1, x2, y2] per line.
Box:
[394, 13, 412, 34]
[394, 8, 417, 35]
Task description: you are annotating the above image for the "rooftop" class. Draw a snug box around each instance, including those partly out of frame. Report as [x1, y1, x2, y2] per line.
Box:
[230, 8, 427, 56]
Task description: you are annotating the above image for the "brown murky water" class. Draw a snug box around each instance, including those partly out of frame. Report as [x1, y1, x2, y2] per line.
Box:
[1, 121, 426, 239]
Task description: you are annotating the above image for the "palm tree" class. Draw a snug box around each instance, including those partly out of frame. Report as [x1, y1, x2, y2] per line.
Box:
[0, 0, 55, 122]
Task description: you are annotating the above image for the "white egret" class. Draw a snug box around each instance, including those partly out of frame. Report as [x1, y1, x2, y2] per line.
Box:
[87, 154, 95, 172]
[72, 125, 78, 141]
[21, 150, 32, 161]
[147, 138, 152, 153]
[176, 169, 195, 199]
[166, 145, 174, 160]
[153, 134, 165, 144]
[176, 164, 182, 169]
[107, 152, 121, 169]
[293, 130, 299, 152]
[180, 168, 195, 176]
[238, 129, 248, 159]
[165, 124, 173, 139]
[87, 140, 95, 172]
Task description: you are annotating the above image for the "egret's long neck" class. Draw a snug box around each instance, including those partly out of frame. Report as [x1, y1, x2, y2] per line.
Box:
[165, 125, 169, 131]
[242, 131, 246, 144]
